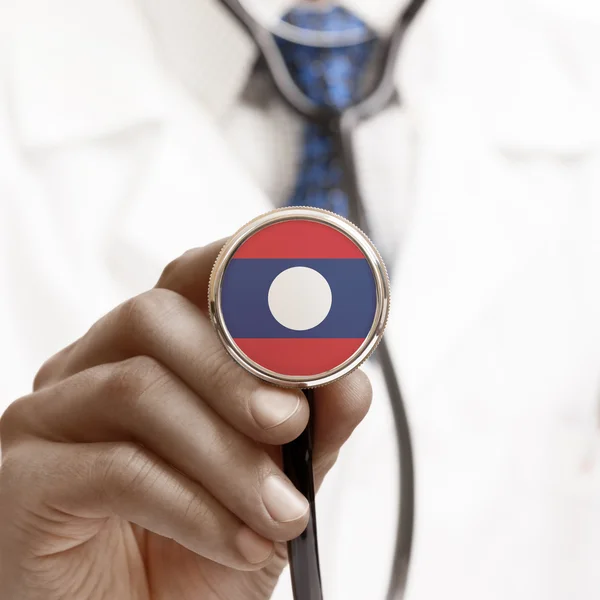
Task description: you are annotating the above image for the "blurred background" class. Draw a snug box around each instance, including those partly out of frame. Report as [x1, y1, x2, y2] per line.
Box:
[2, 0, 600, 598]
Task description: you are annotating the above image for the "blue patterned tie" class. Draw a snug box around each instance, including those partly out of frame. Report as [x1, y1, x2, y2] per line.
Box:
[277, 6, 375, 218]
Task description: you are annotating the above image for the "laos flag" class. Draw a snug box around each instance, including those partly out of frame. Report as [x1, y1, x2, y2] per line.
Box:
[220, 218, 378, 378]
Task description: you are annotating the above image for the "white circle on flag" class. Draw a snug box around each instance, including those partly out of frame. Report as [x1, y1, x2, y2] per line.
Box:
[268, 267, 332, 331]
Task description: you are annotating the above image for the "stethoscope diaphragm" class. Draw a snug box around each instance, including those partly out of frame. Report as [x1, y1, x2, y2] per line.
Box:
[209, 206, 390, 389]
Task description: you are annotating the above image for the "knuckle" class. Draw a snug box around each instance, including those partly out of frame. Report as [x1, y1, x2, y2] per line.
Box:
[204, 342, 251, 396]
[119, 289, 184, 335]
[104, 356, 172, 409]
[314, 450, 340, 482]
[33, 358, 55, 391]
[202, 425, 243, 470]
[329, 368, 373, 433]
[0, 440, 41, 497]
[353, 368, 373, 404]
[0, 447, 18, 480]
[0, 395, 33, 447]
[157, 254, 186, 288]
[255, 451, 277, 480]
[1, 437, 30, 467]
[32, 343, 76, 390]
[120, 292, 155, 327]
[348, 369, 373, 425]
[92, 442, 159, 505]
[156, 246, 211, 289]
[181, 487, 213, 525]
[0, 449, 22, 496]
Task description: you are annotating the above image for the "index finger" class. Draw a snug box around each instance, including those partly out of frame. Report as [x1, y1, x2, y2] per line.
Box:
[34, 240, 226, 390]
[155, 240, 227, 309]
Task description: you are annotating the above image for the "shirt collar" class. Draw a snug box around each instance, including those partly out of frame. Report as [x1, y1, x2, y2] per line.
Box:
[7, 0, 408, 149]
[243, 0, 408, 34]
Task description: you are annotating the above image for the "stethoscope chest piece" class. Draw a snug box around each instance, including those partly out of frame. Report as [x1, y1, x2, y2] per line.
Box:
[209, 206, 390, 389]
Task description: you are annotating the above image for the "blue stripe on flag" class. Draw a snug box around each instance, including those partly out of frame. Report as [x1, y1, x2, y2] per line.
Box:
[221, 258, 376, 339]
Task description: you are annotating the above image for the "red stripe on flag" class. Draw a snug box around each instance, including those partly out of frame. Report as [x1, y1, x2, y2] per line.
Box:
[233, 220, 364, 259]
[233, 338, 365, 376]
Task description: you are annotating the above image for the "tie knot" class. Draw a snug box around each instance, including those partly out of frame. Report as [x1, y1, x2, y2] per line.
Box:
[277, 6, 375, 110]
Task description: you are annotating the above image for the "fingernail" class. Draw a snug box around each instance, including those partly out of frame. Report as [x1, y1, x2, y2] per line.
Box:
[261, 476, 309, 523]
[251, 390, 301, 430]
[236, 527, 274, 564]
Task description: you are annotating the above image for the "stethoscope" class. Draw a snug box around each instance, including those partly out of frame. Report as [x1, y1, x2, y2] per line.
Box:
[217, 1, 429, 598]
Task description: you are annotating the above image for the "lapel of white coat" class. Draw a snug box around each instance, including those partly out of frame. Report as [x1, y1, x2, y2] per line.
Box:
[369, 0, 600, 400]
[375, 101, 564, 400]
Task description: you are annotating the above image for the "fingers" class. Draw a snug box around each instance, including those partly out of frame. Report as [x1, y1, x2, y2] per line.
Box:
[0, 439, 274, 570]
[31, 241, 368, 461]
[32, 240, 224, 392]
[7, 361, 372, 549]
[311, 369, 373, 487]
[5, 369, 373, 572]
[20, 238, 375, 562]
[155, 240, 227, 308]
[3, 359, 311, 543]
[37, 288, 309, 446]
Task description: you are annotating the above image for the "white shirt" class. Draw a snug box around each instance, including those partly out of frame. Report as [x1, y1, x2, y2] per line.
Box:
[2, 0, 600, 599]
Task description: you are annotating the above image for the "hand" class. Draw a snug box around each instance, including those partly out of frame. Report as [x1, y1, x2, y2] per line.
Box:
[0, 240, 372, 600]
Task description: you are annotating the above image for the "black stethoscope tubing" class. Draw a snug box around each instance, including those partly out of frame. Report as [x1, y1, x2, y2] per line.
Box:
[218, 2, 429, 598]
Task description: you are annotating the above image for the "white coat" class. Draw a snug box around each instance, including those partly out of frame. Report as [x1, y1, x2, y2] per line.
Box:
[2, 0, 600, 598]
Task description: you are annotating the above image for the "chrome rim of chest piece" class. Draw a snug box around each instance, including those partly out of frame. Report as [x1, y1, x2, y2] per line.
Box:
[208, 207, 390, 388]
